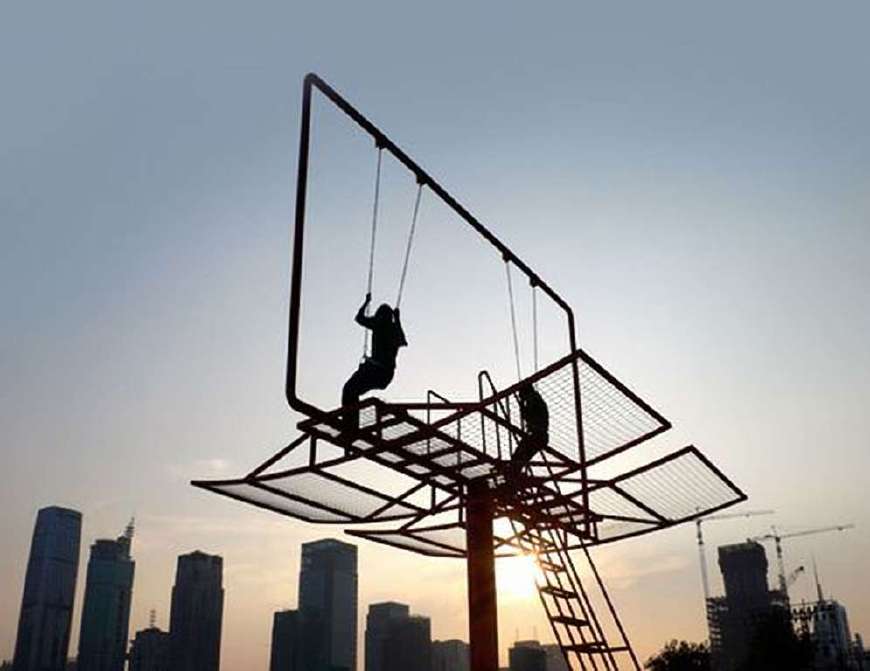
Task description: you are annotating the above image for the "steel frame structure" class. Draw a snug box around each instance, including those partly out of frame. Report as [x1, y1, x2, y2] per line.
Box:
[194, 73, 748, 671]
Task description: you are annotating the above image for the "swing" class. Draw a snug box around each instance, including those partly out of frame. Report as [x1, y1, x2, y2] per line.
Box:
[361, 144, 425, 360]
[503, 258, 540, 382]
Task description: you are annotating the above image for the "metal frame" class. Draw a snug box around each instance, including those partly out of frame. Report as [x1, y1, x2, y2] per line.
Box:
[194, 72, 751, 671]
[285, 73, 591, 533]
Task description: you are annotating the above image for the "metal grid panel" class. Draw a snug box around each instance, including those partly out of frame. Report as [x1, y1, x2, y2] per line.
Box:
[613, 449, 742, 522]
[209, 482, 352, 523]
[260, 472, 419, 520]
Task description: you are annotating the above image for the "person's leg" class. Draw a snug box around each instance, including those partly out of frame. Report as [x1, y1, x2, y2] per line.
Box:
[510, 436, 534, 479]
[342, 366, 369, 431]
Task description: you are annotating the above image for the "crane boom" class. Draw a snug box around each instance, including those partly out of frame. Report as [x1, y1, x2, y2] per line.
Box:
[748, 523, 854, 595]
[696, 509, 774, 601]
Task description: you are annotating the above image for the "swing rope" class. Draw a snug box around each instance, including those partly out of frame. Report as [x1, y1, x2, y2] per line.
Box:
[396, 182, 423, 309]
[532, 284, 539, 373]
[505, 260, 522, 382]
[363, 148, 384, 359]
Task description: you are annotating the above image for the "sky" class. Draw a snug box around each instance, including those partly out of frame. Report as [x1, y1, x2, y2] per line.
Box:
[2, 1, 869, 668]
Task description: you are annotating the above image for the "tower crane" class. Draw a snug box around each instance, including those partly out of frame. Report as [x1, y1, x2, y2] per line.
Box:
[749, 524, 855, 596]
[696, 509, 774, 602]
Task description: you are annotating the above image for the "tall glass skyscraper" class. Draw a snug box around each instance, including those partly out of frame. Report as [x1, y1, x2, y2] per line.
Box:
[298, 539, 358, 671]
[13, 506, 82, 671]
[169, 551, 224, 671]
[77, 520, 136, 671]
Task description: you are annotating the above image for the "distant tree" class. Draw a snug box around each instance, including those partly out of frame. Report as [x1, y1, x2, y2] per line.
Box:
[645, 640, 711, 671]
[738, 613, 813, 671]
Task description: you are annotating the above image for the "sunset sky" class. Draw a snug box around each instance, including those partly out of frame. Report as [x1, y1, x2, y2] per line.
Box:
[2, 2, 869, 668]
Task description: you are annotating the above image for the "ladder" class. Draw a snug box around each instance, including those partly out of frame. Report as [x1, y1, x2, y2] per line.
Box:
[508, 489, 641, 671]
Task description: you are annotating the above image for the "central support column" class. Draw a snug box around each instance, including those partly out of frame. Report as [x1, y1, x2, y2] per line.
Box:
[466, 478, 499, 671]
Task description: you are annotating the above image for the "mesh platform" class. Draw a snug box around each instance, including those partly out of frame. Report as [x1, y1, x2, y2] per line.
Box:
[193, 348, 744, 558]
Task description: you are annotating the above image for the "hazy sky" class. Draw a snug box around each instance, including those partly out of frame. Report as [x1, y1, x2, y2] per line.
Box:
[2, 2, 869, 668]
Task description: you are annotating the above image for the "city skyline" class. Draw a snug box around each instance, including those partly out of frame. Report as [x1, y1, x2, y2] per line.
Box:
[3, 1, 870, 669]
[5, 508, 865, 670]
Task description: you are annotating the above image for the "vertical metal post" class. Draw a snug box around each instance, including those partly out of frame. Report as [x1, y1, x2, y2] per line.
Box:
[466, 478, 499, 671]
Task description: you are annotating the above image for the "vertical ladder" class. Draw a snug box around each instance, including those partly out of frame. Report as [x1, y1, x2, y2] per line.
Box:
[508, 483, 641, 671]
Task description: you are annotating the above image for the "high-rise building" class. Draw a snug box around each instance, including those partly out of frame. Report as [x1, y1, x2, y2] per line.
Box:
[77, 520, 136, 671]
[13, 506, 82, 671]
[707, 541, 789, 671]
[365, 602, 409, 671]
[168, 551, 224, 671]
[540, 644, 568, 671]
[269, 610, 301, 671]
[509, 641, 546, 671]
[298, 539, 358, 671]
[128, 627, 170, 671]
[431, 639, 469, 671]
[382, 615, 431, 671]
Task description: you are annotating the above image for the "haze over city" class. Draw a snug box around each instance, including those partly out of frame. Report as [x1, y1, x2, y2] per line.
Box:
[2, 2, 869, 670]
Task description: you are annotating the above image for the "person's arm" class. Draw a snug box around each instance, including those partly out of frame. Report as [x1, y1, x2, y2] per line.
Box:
[355, 294, 374, 328]
[394, 308, 408, 347]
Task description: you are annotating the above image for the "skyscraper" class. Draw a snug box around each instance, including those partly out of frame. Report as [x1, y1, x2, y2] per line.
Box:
[269, 610, 301, 671]
[298, 539, 358, 671]
[365, 602, 409, 671]
[712, 541, 789, 671]
[129, 627, 170, 671]
[508, 641, 547, 671]
[168, 551, 224, 671]
[431, 640, 469, 671]
[13, 506, 82, 671]
[77, 520, 136, 671]
[382, 615, 431, 671]
[541, 644, 568, 671]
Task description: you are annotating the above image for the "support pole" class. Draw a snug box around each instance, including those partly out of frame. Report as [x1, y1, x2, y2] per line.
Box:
[466, 479, 498, 671]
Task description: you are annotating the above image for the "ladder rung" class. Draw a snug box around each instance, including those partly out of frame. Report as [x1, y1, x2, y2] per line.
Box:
[564, 643, 629, 654]
[551, 615, 589, 628]
[540, 585, 577, 600]
[537, 560, 566, 573]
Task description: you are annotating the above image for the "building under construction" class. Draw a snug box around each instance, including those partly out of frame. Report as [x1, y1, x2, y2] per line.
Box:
[707, 541, 865, 671]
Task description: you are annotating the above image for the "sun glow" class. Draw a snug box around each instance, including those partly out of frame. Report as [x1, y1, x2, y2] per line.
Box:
[496, 553, 540, 601]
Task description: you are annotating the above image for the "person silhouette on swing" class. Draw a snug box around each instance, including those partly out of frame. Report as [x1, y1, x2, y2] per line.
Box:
[510, 382, 549, 480]
[342, 293, 407, 432]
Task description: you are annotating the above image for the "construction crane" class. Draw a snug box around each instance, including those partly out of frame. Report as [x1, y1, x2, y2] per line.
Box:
[749, 524, 855, 596]
[696, 509, 774, 602]
[786, 565, 805, 589]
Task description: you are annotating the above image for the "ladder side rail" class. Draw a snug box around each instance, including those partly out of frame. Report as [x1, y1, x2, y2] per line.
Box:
[539, 524, 615, 671]
[510, 516, 592, 671]
[535, 452, 622, 670]
[581, 542, 642, 671]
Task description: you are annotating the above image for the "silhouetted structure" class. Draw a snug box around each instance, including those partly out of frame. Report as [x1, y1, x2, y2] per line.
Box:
[13, 506, 82, 671]
[77, 521, 135, 671]
[299, 539, 358, 671]
[193, 73, 749, 671]
[269, 610, 301, 671]
[382, 615, 431, 671]
[541, 644, 568, 671]
[168, 551, 223, 671]
[710, 542, 771, 670]
[365, 602, 409, 671]
[509, 641, 547, 671]
[128, 627, 169, 671]
[431, 640, 469, 671]
[709, 541, 805, 671]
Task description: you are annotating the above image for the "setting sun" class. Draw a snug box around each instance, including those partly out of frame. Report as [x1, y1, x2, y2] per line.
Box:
[496, 553, 541, 601]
